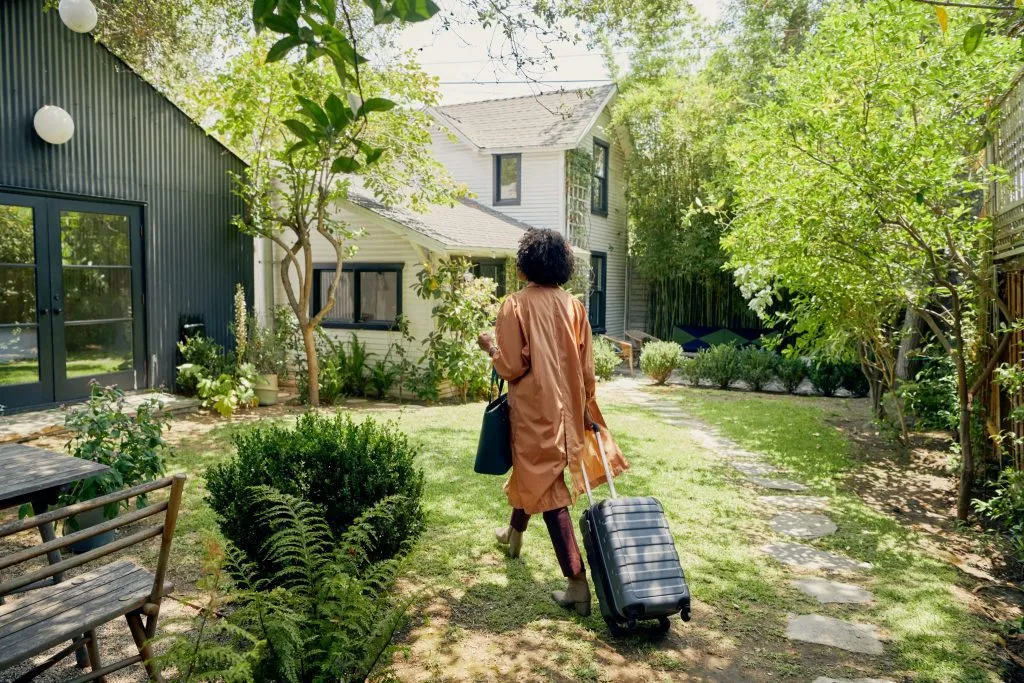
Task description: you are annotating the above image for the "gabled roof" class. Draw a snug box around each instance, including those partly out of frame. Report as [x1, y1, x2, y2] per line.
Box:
[345, 184, 530, 253]
[430, 84, 617, 152]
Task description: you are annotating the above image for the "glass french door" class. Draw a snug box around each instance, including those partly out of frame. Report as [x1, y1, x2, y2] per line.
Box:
[0, 193, 144, 410]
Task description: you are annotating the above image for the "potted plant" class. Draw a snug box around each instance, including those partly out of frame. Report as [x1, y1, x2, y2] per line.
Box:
[61, 383, 168, 551]
[249, 320, 288, 406]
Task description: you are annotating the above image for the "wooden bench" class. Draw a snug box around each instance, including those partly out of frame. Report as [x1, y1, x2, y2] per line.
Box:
[625, 330, 660, 348]
[601, 334, 635, 376]
[0, 475, 185, 682]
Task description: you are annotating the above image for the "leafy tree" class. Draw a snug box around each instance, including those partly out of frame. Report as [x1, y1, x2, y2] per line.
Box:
[190, 0, 460, 405]
[725, 0, 1019, 519]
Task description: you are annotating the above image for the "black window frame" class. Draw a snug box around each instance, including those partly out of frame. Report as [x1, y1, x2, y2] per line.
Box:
[311, 262, 403, 331]
[493, 153, 522, 206]
[591, 138, 610, 216]
[472, 259, 507, 298]
[588, 251, 607, 333]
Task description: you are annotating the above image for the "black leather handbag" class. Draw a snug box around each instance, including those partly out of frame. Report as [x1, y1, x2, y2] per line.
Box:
[474, 370, 513, 475]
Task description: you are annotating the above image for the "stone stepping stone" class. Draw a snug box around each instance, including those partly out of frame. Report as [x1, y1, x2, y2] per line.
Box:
[732, 461, 781, 476]
[792, 577, 874, 604]
[760, 495, 830, 511]
[812, 678, 895, 683]
[786, 615, 883, 655]
[746, 476, 808, 492]
[769, 512, 838, 539]
[762, 542, 871, 572]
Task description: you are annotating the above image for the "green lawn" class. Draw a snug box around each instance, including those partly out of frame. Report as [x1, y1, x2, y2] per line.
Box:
[0, 352, 126, 386]
[151, 386, 1001, 682]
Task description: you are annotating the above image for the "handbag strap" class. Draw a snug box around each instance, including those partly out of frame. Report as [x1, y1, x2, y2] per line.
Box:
[490, 368, 506, 395]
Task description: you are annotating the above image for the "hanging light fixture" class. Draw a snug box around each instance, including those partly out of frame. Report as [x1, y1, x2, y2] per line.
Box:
[58, 0, 98, 33]
[33, 106, 75, 145]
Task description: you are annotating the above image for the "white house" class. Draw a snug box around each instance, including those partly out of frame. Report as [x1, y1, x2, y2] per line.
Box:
[256, 84, 637, 365]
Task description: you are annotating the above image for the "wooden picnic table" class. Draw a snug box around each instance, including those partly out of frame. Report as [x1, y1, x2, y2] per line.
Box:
[0, 442, 109, 580]
[0, 442, 109, 668]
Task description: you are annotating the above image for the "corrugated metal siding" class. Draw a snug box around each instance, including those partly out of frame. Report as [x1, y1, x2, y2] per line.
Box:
[0, 0, 251, 394]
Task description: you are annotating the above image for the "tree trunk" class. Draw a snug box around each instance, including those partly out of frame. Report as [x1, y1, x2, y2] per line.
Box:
[303, 325, 320, 407]
[954, 354, 973, 521]
[896, 308, 922, 381]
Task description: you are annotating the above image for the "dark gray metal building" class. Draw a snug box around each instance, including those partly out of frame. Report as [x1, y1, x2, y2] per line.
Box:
[0, 0, 251, 411]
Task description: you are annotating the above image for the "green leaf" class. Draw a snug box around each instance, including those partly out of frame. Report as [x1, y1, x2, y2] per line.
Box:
[365, 147, 385, 164]
[263, 12, 300, 34]
[963, 24, 985, 54]
[18, 503, 32, 519]
[252, 0, 276, 23]
[266, 35, 301, 62]
[283, 118, 317, 143]
[325, 93, 352, 128]
[296, 95, 331, 130]
[285, 139, 309, 156]
[331, 155, 362, 173]
[358, 97, 397, 116]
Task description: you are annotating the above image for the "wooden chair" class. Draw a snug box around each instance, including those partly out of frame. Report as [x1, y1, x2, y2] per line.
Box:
[601, 334, 635, 376]
[625, 329, 660, 348]
[0, 475, 186, 683]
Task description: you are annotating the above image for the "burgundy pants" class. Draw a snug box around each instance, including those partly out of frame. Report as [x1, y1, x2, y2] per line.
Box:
[510, 507, 585, 578]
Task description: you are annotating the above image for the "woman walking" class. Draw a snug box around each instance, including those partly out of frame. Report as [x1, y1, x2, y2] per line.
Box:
[477, 228, 626, 617]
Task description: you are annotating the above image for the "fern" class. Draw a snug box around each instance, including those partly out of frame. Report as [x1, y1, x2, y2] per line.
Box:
[159, 489, 413, 682]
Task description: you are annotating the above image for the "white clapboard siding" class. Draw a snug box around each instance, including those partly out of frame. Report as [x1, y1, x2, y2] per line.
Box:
[577, 109, 629, 337]
[430, 129, 564, 231]
[627, 260, 650, 332]
[268, 202, 439, 362]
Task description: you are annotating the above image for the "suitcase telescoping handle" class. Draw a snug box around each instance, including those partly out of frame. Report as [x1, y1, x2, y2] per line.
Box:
[581, 423, 618, 506]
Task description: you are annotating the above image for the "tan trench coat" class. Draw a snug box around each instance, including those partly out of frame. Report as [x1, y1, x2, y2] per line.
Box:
[491, 284, 628, 514]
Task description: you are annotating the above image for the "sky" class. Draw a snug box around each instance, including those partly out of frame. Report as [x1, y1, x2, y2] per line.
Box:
[396, 1, 724, 104]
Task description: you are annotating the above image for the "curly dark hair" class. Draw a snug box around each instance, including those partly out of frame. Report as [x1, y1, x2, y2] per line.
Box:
[516, 228, 575, 286]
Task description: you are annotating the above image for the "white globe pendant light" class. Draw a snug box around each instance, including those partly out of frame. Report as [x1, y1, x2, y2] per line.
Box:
[33, 106, 75, 145]
[58, 0, 98, 33]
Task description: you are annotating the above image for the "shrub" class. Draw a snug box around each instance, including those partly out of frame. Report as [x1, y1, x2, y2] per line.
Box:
[298, 332, 370, 404]
[838, 361, 869, 397]
[901, 356, 958, 430]
[809, 358, 844, 397]
[681, 349, 708, 386]
[61, 383, 168, 515]
[704, 343, 741, 389]
[205, 412, 424, 579]
[640, 341, 683, 384]
[776, 356, 808, 394]
[593, 337, 623, 381]
[974, 468, 1024, 571]
[158, 490, 412, 682]
[738, 347, 777, 392]
[176, 334, 230, 396]
[177, 362, 258, 417]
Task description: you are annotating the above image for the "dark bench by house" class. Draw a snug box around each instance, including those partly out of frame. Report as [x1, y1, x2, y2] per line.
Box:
[0, 475, 185, 682]
[670, 325, 766, 353]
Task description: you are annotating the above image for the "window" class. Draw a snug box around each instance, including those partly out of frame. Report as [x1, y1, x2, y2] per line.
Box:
[588, 252, 607, 332]
[591, 139, 609, 215]
[473, 260, 507, 298]
[312, 263, 402, 329]
[493, 154, 521, 205]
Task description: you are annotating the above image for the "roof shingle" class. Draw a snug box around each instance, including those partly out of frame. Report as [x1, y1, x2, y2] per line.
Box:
[431, 84, 616, 150]
[345, 184, 530, 252]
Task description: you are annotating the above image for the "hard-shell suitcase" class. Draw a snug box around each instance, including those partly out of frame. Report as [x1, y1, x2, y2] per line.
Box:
[579, 424, 692, 635]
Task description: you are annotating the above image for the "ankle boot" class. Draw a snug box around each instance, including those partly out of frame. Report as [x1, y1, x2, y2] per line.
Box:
[494, 526, 523, 558]
[552, 574, 591, 616]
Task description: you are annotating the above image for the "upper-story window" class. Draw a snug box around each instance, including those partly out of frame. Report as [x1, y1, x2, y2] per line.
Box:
[591, 139, 609, 215]
[493, 154, 521, 206]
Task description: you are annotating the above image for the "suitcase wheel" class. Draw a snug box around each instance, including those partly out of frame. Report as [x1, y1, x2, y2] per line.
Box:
[657, 616, 671, 634]
[604, 617, 630, 637]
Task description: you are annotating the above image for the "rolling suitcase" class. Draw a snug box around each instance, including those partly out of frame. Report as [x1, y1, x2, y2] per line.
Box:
[579, 423, 692, 636]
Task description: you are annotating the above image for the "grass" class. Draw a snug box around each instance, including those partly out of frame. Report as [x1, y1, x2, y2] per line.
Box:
[143, 385, 1001, 681]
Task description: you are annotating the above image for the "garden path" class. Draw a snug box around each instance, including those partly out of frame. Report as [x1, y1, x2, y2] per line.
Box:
[618, 381, 892, 682]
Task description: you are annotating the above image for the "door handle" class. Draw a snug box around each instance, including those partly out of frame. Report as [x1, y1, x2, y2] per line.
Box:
[38, 308, 49, 316]
[52, 308, 62, 315]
